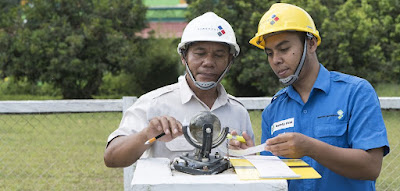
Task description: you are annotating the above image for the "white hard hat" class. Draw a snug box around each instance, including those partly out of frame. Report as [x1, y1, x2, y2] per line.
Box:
[177, 12, 240, 57]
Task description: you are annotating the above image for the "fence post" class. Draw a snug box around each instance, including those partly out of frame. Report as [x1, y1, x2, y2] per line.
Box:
[122, 96, 137, 191]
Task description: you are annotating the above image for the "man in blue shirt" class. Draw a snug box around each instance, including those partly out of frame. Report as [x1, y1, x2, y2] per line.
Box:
[230, 3, 390, 191]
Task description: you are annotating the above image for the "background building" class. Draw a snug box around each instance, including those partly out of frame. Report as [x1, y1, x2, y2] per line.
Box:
[138, 0, 188, 38]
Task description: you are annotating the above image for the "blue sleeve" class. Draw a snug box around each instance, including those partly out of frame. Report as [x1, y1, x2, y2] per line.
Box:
[348, 80, 390, 156]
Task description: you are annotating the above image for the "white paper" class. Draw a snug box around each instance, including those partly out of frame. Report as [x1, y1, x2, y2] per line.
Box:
[218, 142, 266, 157]
[244, 155, 300, 178]
[225, 143, 267, 156]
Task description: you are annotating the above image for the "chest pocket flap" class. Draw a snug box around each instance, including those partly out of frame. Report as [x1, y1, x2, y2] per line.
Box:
[314, 121, 347, 138]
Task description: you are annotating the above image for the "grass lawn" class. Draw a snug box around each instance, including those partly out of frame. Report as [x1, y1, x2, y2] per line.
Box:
[0, 83, 398, 190]
[0, 110, 398, 190]
[0, 113, 123, 190]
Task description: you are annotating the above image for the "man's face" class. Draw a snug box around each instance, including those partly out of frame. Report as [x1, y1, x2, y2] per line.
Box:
[185, 42, 231, 82]
[264, 32, 304, 79]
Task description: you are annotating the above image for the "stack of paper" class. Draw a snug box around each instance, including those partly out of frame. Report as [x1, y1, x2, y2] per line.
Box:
[244, 155, 300, 178]
[230, 156, 321, 180]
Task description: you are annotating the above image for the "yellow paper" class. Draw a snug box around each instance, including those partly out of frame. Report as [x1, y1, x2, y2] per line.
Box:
[230, 158, 321, 180]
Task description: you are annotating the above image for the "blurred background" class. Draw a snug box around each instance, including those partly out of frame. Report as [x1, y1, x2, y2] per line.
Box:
[1, 0, 399, 100]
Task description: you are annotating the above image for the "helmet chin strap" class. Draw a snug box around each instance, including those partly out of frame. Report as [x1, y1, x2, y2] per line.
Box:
[279, 33, 312, 86]
[183, 55, 233, 91]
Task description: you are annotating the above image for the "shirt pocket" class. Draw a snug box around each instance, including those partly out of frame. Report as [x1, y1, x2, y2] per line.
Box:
[314, 120, 348, 148]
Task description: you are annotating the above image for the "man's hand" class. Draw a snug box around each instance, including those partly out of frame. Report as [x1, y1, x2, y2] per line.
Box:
[145, 116, 183, 143]
[228, 130, 254, 150]
[104, 116, 183, 167]
[265, 132, 312, 158]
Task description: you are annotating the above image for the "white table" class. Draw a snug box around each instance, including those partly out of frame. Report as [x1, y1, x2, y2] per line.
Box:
[132, 158, 288, 191]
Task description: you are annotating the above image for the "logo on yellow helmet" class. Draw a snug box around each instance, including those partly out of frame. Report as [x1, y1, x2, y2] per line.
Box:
[269, 14, 280, 25]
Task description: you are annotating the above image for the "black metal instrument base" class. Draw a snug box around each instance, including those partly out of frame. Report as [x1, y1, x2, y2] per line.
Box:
[173, 154, 230, 175]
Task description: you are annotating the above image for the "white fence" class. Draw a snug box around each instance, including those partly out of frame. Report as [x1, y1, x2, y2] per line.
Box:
[1, 97, 400, 114]
[1, 97, 399, 191]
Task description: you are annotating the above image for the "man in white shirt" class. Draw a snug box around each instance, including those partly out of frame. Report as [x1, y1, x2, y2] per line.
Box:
[104, 12, 254, 167]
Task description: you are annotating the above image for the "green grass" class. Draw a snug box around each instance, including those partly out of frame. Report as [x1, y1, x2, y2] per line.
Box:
[375, 83, 400, 97]
[376, 110, 400, 190]
[0, 113, 123, 190]
[0, 82, 398, 190]
[0, 110, 399, 190]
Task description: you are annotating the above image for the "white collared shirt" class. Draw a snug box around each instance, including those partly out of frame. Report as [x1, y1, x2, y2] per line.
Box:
[107, 77, 254, 160]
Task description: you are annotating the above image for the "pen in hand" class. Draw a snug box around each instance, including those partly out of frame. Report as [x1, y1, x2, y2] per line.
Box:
[227, 133, 246, 143]
[144, 132, 166, 145]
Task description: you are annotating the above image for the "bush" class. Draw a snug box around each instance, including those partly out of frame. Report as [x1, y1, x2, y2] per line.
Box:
[99, 37, 182, 97]
[0, 76, 61, 99]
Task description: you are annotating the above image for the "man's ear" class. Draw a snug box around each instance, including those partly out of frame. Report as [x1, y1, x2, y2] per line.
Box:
[180, 55, 186, 66]
[308, 37, 318, 53]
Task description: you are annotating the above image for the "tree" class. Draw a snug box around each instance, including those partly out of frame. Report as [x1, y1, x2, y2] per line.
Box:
[100, 37, 182, 97]
[321, 0, 400, 84]
[0, 1, 20, 69]
[1, 0, 147, 98]
[186, 0, 400, 96]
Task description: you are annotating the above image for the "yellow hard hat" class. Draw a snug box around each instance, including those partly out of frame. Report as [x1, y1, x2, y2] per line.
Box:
[249, 3, 321, 49]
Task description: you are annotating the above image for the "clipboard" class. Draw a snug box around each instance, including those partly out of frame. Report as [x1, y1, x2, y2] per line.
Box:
[230, 158, 321, 180]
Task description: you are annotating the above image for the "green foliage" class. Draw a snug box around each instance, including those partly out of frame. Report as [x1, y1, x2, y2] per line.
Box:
[321, 0, 400, 84]
[187, 0, 400, 96]
[132, 37, 182, 94]
[2, 0, 399, 98]
[0, 76, 61, 97]
[99, 37, 181, 97]
[0, 1, 19, 30]
[0, 0, 148, 99]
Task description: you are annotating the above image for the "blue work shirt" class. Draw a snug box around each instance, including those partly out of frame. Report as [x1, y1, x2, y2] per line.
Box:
[261, 64, 390, 191]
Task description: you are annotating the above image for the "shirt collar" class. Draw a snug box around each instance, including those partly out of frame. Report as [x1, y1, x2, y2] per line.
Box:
[313, 63, 330, 94]
[287, 63, 330, 99]
[179, 76, 194, 104]
[179, 75, 228, 108]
